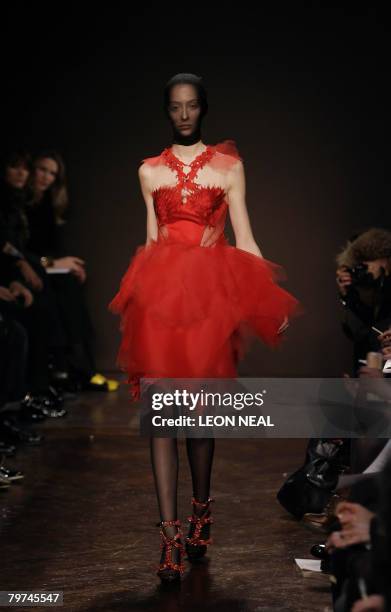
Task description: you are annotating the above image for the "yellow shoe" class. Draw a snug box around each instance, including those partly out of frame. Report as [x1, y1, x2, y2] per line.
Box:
[106, 379, 119, 391]
[90, 373, 106, 386]
[88, 373, 119, 392]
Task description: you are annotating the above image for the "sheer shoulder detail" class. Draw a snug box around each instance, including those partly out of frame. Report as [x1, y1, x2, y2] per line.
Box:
[214, 139, 242, 159]
[208, 139, 242, 173]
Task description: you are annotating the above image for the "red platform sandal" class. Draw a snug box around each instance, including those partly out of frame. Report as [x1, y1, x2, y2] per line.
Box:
[185, 497, 214, 560]
[156, 519, 185, 582]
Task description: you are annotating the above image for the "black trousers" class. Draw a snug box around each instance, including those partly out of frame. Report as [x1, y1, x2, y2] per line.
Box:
[1, 293, 53, 395]
[28, 259, 96, 382]
[0, 311, 28, 405]
[46, 272, 96, 380]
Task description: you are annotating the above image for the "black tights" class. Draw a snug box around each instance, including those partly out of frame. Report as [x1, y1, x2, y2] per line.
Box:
[150, 437, 215, 522]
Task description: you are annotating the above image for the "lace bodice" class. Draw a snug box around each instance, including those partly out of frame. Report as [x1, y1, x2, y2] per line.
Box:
[141, 141, 241, 247]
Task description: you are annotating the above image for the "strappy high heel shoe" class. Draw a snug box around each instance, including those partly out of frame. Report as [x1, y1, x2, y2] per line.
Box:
[156, 519, 185, 582]
[185, 496, 214, 560]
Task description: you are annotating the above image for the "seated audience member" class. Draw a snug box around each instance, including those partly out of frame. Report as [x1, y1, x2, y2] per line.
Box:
[25, 150, 118, 392]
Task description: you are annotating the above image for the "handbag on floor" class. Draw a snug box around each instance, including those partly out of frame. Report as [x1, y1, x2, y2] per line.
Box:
[276, 438, 346, 519]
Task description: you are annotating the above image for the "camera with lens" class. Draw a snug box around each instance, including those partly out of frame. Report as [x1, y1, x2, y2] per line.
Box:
[346, 262, 375, 287]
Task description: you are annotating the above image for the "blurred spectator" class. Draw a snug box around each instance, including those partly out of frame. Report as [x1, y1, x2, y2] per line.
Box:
[0, 151, 65, 416]
[25, 150, 117, 392]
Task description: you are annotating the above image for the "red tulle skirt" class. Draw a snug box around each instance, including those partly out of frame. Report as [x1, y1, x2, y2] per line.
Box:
[109, 221, 300, 401]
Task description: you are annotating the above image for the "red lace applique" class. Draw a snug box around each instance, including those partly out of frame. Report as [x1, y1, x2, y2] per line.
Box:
[159, 144, 215, 204]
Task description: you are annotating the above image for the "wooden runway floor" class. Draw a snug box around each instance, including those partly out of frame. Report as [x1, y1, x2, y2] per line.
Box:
[0, 384, 331, 611]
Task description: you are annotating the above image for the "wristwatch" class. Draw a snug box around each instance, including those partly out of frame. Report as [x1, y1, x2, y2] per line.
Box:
[40, 256, 54, 268]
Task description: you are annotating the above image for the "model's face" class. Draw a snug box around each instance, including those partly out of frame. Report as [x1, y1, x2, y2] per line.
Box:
[5, 164, 29, 189]
[167, 84, 202, 136]
[363, 258, 390, 278]
[33, 157, 58, 192]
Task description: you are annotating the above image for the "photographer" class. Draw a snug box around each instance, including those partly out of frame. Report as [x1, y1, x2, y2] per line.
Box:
[336, 228, 391, 375]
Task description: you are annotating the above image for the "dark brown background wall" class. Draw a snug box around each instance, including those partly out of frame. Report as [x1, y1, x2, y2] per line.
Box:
[2, 8, 389, 376]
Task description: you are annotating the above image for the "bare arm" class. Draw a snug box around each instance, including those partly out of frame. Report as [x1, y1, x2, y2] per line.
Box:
[227, 159, 289, 333]
[138, 163, 158, 245]
[226, 160, 263, 258]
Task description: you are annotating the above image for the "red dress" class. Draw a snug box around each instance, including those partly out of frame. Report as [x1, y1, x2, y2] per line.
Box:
[109, 141, 300, 401]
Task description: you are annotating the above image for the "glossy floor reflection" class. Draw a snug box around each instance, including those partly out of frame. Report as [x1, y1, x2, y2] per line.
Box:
[0, 384, 331, 611]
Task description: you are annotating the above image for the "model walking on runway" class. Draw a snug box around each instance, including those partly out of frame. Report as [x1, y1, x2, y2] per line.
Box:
[109, 73, 300, 582]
